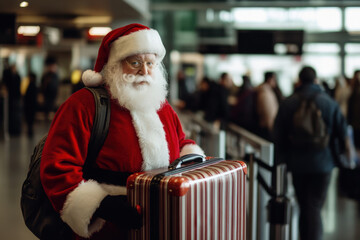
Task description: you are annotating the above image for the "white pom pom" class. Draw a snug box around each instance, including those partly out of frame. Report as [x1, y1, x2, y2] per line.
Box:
[82, 70, 103, 87]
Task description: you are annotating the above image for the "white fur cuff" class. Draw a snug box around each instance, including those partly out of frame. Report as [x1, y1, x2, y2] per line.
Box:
[180, 144, 205, 157]
[60, 180, 127, 238]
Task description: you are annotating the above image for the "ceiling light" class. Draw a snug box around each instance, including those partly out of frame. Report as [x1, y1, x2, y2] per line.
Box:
[17, 26, 40, 36]
[88, 27, 112, 36]
[20, 1, 29, 8]
[74, 16, 111, 25]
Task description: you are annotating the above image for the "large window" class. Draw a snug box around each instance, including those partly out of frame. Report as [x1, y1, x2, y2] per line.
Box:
[152, 4, 360, 99]
[345, 43, 360, 77]
[232, 7, 342, 32]
[345, 7, 360, 31]
[202, 54, 302, 96]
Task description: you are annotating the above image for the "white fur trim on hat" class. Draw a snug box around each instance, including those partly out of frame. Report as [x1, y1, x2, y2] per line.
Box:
[108, 29, 166, 65]
[60, 180, 127, 238]
[82, 69, 104, 87]
[180, 144, 205, 157]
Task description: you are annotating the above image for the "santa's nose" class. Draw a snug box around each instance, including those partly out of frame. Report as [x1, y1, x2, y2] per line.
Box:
[138, 64, 150, 75]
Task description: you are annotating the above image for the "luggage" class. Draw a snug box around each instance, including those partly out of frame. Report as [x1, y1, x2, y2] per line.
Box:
[127, 154, 247, 240]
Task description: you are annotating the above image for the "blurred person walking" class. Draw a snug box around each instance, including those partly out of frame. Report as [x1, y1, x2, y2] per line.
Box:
[347, 70, 360, 149]
[271, 72, 284, 104]
[203, 72, 233, 129]
[2, 63, 22, 136]
[40, 56, 59, 120]
[254, 71, 280, 141]
[178, 76, 213, 112]
[273, 66, 348, 240]
[334, 76, 352, 118]
[230, 75, 258, 132]
[24, 72, 38, 137]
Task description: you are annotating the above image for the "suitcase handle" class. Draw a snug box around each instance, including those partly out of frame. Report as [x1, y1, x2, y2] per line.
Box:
[168, 154, 206, 170]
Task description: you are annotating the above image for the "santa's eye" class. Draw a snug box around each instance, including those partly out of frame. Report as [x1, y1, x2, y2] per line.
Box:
[130, 60, 141, 68]
[124, 56, 157, 70]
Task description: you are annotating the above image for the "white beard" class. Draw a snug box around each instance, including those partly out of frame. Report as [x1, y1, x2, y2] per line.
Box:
[103, 63, 168, 112]
[102, 62, 170, 170]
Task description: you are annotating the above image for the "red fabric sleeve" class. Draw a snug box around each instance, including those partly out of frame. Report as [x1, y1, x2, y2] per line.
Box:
[40, 89, 95, 212]
[159, 102, 195, 163]
[169, 104, 196, 149]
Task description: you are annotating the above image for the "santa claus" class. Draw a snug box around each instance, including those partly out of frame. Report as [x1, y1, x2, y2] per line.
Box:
[40, 23, 204, 240]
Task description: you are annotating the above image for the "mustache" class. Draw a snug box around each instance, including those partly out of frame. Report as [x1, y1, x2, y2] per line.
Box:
[122, 74, 153, 84]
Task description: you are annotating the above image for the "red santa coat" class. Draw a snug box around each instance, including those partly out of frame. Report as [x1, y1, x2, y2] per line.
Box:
[40, 88, 203, 239]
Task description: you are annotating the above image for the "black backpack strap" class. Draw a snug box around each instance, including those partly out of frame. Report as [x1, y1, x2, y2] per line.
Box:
[83, 87, 111, 173]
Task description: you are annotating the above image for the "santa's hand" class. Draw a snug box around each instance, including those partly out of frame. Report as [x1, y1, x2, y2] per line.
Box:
[94, 195, 142, 229]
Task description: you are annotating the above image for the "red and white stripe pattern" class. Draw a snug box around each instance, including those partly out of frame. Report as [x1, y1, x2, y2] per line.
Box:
[127, 160, 247, 240]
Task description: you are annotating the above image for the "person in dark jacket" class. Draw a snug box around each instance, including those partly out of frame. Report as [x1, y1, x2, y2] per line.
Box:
[347, 70, 360, 148]
[203, 72, 233, 129]
[230, 75, 258, 132]
[24, 72, 38, 137]
[41, 56, 59, 120]
[3, 64, 22, 136]
[273, 66, 348, 240]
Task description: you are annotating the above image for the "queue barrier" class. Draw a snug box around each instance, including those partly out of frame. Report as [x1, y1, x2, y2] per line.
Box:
[176, 109, 298, 240]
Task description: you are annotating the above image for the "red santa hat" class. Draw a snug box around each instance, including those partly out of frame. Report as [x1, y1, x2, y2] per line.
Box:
[82, 23, 166, 87]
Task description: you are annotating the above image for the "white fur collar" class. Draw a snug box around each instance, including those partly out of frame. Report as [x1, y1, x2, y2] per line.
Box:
[130, 110, 169, 170]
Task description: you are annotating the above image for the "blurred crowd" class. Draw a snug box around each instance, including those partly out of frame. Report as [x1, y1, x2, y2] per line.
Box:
[0, 56, 84, 138]
[1, 56, 360, 150]
[177, 68, 360, 150]
[177, 66, 360, 240]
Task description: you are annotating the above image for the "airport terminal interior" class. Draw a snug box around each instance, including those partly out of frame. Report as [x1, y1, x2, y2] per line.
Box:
[1, 0, 360, 239]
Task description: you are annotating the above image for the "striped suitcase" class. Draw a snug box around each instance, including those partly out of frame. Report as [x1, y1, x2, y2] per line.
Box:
[127, 154, 247, 240]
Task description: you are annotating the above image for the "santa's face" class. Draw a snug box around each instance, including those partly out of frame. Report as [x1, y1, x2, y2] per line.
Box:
[103, 53, 168, 112]
[122, 54, 156, 76]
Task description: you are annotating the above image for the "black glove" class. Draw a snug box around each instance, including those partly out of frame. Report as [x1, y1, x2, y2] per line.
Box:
[94, 195, 142, 229]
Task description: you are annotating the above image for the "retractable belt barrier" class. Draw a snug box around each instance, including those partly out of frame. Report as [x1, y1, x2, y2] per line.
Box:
[244, 153, 291, 240]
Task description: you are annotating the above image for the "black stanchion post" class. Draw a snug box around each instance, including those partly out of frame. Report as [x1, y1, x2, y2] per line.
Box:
[268, 195, 291, 240]
[268, 164, 291, 240]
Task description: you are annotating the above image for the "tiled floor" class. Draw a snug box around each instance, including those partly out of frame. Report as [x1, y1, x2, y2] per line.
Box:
[0, 120, 51, 240]
[322, 168, 360, 240]
[0, 120, 360, 240]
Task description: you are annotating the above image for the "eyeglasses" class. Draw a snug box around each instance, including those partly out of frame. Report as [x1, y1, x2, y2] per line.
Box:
[124, 56, 157, 70]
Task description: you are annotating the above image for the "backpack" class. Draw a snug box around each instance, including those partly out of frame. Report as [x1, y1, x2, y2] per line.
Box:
[20, 87, 110, 240]
[289, 92, 329, 150]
